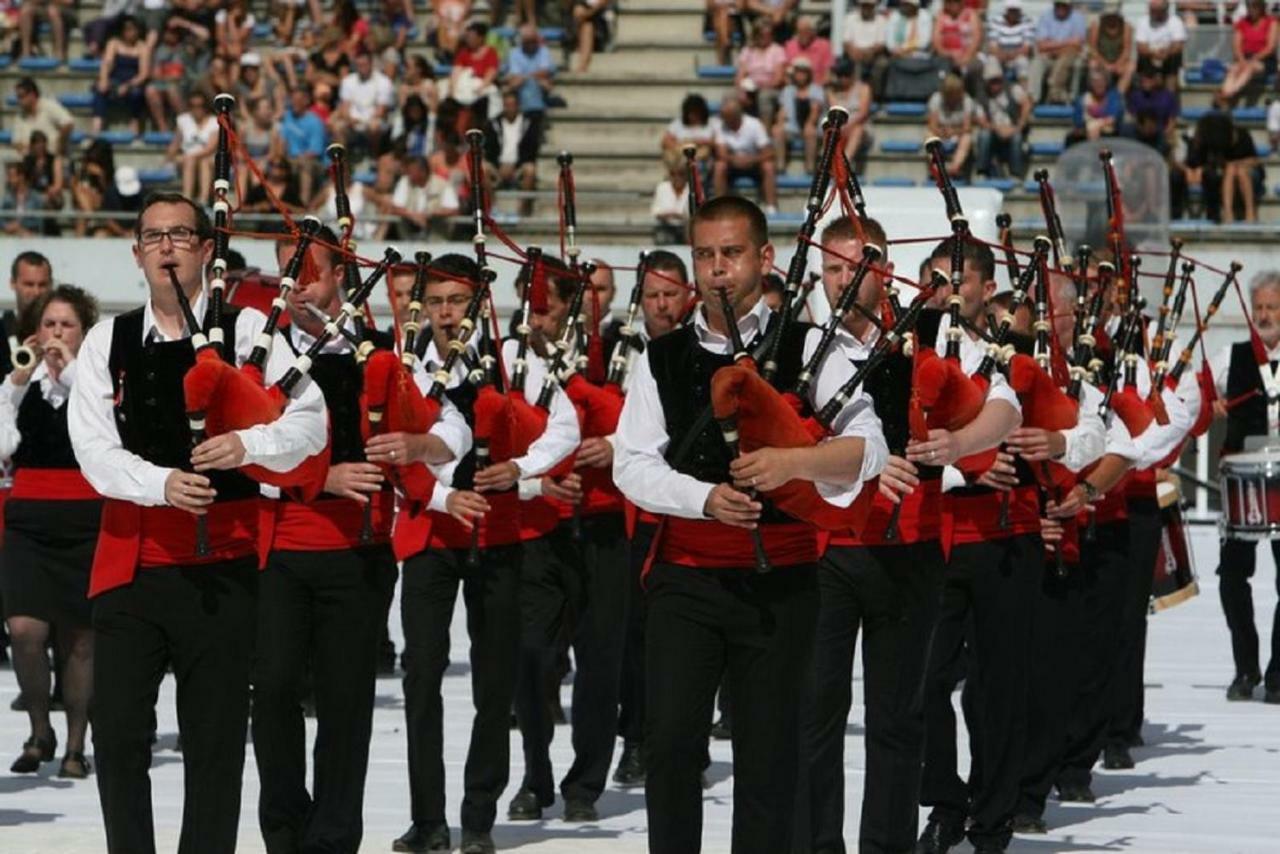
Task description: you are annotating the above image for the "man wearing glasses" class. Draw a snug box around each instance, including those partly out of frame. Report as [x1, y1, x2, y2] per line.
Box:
[68, 192, 328, 854]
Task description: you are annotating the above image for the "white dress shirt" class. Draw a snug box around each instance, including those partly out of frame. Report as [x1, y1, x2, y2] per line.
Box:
[69, 293, 329, 507]
[1110, 346, 1192, 469]
[1058, 381, 1107, 473]
[614, 300, 887, 521]
[0, 359, 78, 461]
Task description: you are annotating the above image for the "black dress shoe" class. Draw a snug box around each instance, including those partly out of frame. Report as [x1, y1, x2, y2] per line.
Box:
[1127, 731, 1145, 747]
[563, 798, 598, 822]
[10, 733, 56, 774]
[1102, 744, 1134, 770]
[971, 842, 1007, 854]
[460, 830, 496, 854]
[709, 715, 732, 740]
[392, 822, 451, 852]
[1227, 672, 1261, 701]
[1011, 814, 1047, 834]
[57, 751, 91, 779]
[1057, 782, 1096, 803]
[612, 743, 646, 788]
[507, 787, 549, 820]
[914, 816, 966, 854]
[1265, 687, 1280, 704]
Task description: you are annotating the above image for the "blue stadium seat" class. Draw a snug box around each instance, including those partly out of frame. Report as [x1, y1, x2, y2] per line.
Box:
[973, 177, 1018, 192]
[354, 170, 377, 185]
[869, 177, 916, 187]
[884, 102, 926, 117]
[1235, 106, 1267, 122]
[143, 131, 175, 147]
[18, 56, 61, 71]
[252, 22, 272, 38]
[495, 25, 564, 42]
[0, 56, 10, 70]
[777, 174, 811, 189]
[434, 64, 453, 77]
[68, 58, 101, 73]
[1184, 67, 1204, 84]
[98, 130, 137, 146]
[59, 93, 95, 109]
[768, 211, 804, 224]
[696, 64, 735, 80]
[1030, 141, 1064, 157]
[139, 165, 178, 185]
[1257, 143, 1272, 158]
[1023, 179, 1039, 193]
[0, 130, 11, 145]
[732, 175, 760, 190]
[1032, 104, 1073, 120]
[491, 211, 521, 226]
[880, 140, 921, 154]
[1200, 58, 1227, 83]
[69, 130, 87, 145]
[1183, 106, 1209, 122]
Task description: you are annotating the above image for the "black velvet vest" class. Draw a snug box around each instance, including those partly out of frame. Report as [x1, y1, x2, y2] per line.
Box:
[1225, 340, 1271, 454]
[12, 381, 78, 470]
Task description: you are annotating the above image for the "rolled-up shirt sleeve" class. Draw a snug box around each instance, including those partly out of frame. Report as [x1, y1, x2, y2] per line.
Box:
[613, 350, 715, 519]
[501, 339, 580, 478]
[1059, 382, 1107, 472]
[237, 309, 328, 473]
[428, 393, 472, 462]
[803, 328, 887, 507]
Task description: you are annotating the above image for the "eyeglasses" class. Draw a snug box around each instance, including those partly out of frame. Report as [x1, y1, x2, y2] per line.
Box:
[138, 226, 199, 247]
[423, 294, 473, 309]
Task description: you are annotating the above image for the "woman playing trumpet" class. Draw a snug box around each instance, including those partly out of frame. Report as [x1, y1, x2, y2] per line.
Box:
[1, 285, 102, 779]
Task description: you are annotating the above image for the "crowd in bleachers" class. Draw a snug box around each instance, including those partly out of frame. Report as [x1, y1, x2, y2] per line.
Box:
[651, 0, 1280, 242]
[0, 0, 617, 236]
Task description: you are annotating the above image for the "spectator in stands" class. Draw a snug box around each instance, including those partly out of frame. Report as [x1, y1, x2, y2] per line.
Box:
[742, 0, 798, 44]
[234, 53, 287, 123]
[214, 0, 254, 71]
[1185, 102, 1260, 222]
[784, 16, 833, 85]
[662, 93, 717, 190]
[429, 128, 469, 205]
[239, 97, 283, 198]
[84, 0, 139, 58]
[926, 73, 975, 177]
[333, 50, 397, 158]
[762, 272, 785, 310]
[1135, 0, 1186, 86]
[505, 24, 556, 128]
[280, 86, 328, 202]
[241, 157, 306, 216]
[1268, 93, 1280, 150]
[975, 59, 1031, 178]
[651, 149, 689, 245]
[827, 57, 873, 160]
[1221, 0, 1278, 101]
[448, 21, 501, 130]
[572, 0, 611, 73]
[168, 0, 216, 49]
[274, 0, 325, 47]
[884, 0, 935, 102]
[18, 0, 71, 62]
[12, 77, 74, 156]
[712, 93, 778, 213]
[484, 90, 540, 215]
[932, 0, 983, 94]
[1088, 0, 1136, 93]
[379, 154, 460, 238]
[707, 0, 738, 66]
[368, 0, 414, 54]
[314, 171, 381, 238]
[773, 58, 825, 175]
[392, 94, 436, 158]
[71, 139, 115, 235]
[168, 89, 219, 200]
[433, 0, 471, 59]
[842, 0, 888, 99]
[331, 0, 370, 56]
[736, 20, 788, 127]
[1030, 0, 1087, 104]
[307, 25, 352, 107]
[1067, 66, 1124, 145]
[987, 0, 1035, 83]
[399, 54, 440, 112]
[93, 15, 151, 136]
[21, 130, 66, 228]
[1126, 65, 1179, 137]
[1, 162, 43, 237]
[146, 20, 193, 132]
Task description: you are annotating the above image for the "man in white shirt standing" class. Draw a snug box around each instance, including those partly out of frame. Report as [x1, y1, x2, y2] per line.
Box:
[614, 196, 886, 854]
[68, 192, 328, 854]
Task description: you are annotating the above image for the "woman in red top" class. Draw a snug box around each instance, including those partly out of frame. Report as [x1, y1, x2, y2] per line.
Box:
[1222, 0, 1278, 100]
[931, 0, 983, 93]
[448, 20, 500, 131]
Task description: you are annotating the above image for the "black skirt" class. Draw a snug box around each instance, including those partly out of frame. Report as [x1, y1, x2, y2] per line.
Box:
[2, 498, 102, 626]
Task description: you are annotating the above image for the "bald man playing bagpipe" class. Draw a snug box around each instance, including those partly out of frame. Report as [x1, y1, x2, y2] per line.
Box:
[614, 196, 888, 854]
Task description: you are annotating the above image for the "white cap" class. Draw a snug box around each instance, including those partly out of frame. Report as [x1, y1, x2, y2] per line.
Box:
[115, 166, 141, 196]
[241, 52, 262, 67]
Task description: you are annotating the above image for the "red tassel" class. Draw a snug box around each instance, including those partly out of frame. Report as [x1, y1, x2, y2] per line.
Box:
[1189, 360, 1218, 438]
[528, 253, 548, 314]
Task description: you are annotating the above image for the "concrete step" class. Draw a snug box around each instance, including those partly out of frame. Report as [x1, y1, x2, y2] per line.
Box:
[576, 47, 717, 75]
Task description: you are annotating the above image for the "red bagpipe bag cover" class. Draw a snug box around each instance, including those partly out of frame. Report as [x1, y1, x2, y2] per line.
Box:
[360, 349, 440, 501]
[1007, 353, 1079, 490]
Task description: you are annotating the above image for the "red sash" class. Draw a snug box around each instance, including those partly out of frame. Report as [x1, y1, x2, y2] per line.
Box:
[261, 490, 394, 556]
[546, 466, 625, 520]
[520, 496, 561, 541]
[393, 490, 524, 560]
[1124, 467, 1158, 501]
[10, 468, 100, 501]
[657, 517, 818, 569]
[623, 501, 661, 539]
[944, 485, 1041, 554]
[828, 480, 941, 548]
[1087, 471, 1131, 526]
[90, 497, 261, 597]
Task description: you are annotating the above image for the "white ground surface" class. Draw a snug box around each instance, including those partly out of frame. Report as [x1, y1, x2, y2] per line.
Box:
[1, 525, 1278, 854]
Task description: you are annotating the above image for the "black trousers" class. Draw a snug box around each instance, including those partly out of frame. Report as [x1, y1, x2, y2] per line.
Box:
[645, 560, 818, 854]
[251, 546, 397, 854]
[1108, 497, 1160, 747]
[514, 515, 629, 805]
[618, 521, 657, 747]
[1056, 520, 1129, 790]
[401, 542, 523, 833]
[920, 534, 1040, 849]
[92, 558, 258, 854]
[1218, 537, 1280, 688]
[807, 542, 945, 854]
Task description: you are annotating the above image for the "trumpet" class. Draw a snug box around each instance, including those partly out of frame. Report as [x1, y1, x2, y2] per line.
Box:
[13, 343, 41, 371]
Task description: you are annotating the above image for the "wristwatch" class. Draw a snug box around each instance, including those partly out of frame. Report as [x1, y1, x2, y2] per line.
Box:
[1080, 481, 1100, 503]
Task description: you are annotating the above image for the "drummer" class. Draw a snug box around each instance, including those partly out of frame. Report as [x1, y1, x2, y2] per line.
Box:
[1208, 270, 1280, 704]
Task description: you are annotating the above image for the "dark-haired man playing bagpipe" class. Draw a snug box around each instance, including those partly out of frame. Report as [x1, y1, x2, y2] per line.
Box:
[251, 233, 469, 854]
[803, 215, 949, 854]
[391, 253, 544, 854]
[68, 193, 328, 854]
[614, 196, 888, 854]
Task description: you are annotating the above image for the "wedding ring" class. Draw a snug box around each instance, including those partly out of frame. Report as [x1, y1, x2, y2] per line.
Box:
[390, 450, 397, 460]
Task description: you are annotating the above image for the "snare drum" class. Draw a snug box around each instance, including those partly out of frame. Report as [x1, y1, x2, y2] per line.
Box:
[1219, 448, 1280, 540]
[1151, 477, 1198, 613]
